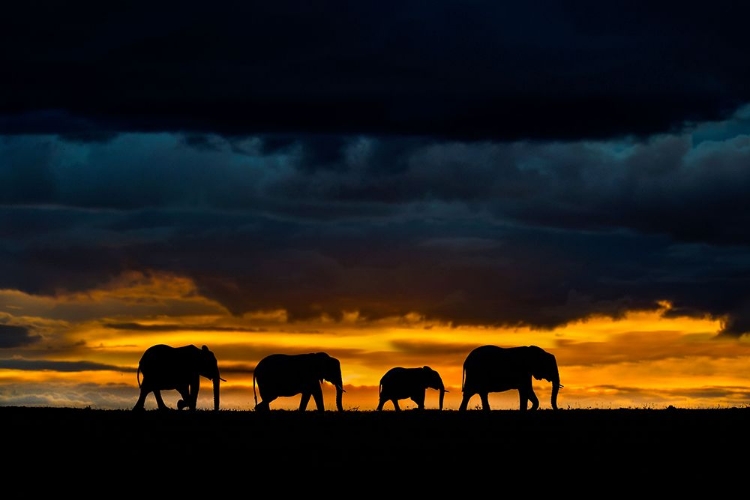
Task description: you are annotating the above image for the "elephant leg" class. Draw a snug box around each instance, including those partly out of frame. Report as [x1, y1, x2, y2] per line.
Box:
[480, 393, 491, 411]
[311, 386, 325, 412]
[188, 380, 200, 410]
[255, 400, 272, 412]
[177, 386, 190, 410]
[299, 392, 312, 411]
[411, 392, 425, 410]
[133, 390, 149, 411]
[458, 393, 473, 411]
[526, 390, 539, 411]
[377, 397, 386, 411]
[393, 400, 401, 411]
[153, 389, 170, 410]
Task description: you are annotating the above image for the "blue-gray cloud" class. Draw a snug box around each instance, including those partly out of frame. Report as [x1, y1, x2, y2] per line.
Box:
[1, 108, 750, 336]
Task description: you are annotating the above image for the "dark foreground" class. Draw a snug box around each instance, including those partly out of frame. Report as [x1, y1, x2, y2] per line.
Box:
[5, 406, 747, 492]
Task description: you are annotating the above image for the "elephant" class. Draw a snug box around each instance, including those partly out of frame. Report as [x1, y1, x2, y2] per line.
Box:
[132, 344, 225, 411]
[253, 352, 345, 412]
[376, 366, 446, 411]
[458, 345, 562, 411]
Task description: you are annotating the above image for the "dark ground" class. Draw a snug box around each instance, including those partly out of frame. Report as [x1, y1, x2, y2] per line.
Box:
[5, 406, 746, 493]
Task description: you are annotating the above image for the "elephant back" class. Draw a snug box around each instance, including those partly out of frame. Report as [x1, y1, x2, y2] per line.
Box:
[255, 353, 320, 397]
[463, 345, 531, 391]
[139, 344, 200, 387]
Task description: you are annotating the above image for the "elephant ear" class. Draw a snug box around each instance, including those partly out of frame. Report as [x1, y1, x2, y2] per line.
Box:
[533, 352, 556, 381]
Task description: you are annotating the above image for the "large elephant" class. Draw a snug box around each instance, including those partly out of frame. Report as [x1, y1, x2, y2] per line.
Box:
[458, 345, 562, 411]
[132, 344, 225, 411]
[377, 366, 446, 411]
[253, 352, 345, 412]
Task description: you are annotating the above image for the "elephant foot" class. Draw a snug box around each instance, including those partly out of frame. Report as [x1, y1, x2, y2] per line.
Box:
[177, 400, 187, 410]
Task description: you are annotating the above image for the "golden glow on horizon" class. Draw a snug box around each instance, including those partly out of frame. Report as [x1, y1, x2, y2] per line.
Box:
[1, 274, 749, 411]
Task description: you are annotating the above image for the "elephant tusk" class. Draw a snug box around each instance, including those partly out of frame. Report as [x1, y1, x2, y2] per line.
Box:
[219, 377, 227, 382]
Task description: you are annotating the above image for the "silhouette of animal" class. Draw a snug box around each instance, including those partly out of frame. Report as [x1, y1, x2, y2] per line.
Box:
[377, 366, 446, 411]
[133, 344, 225, 411]
[458, 345, 561, 411]
[253, 352, 345, 411]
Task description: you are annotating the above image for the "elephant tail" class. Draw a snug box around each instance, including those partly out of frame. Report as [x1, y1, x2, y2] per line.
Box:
[253, 371, 257, 406]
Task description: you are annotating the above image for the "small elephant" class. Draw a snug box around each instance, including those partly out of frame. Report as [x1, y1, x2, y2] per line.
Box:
[133, 344, 225, 411]
[253, 352, 345, 412]
[377, 366, 446, 411]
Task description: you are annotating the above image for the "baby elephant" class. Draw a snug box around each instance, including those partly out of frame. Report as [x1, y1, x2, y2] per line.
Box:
[377, 366, 446, 411]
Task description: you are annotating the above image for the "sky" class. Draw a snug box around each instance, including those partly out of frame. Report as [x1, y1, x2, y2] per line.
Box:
[2, 1, 750, 411]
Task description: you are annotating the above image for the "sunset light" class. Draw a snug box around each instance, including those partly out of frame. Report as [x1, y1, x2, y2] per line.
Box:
[2, 271, 748, 410]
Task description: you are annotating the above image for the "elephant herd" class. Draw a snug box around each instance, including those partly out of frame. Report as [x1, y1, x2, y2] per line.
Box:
[132, 343, 562, 412]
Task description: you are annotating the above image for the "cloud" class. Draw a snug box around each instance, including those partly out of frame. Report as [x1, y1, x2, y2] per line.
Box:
[0, 324, 41, 348]
[103, 322, 265, 333]
[0, 359, 128, 372]
[1, 110, 750, 335]
[3, 3, 750, 339]
[3, 1, 750, 141]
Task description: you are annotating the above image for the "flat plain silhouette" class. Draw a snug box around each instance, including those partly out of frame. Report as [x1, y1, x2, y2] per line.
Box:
[5, 406, 746, 494]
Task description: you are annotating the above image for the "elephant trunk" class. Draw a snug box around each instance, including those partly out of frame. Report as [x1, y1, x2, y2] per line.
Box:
[550, 378, 560, 410]
[335, 385, 344, 411]
[438, 386, 445, 411]
[213, 377, 221, 411]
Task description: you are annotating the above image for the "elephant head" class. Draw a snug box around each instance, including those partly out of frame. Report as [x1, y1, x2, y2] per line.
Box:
[528, 346, 561, 411]
[421, 366, 446, 411]
[196, 344, 224, 411]
[133, 344, 225, 411]
[313, 352, 345, 411]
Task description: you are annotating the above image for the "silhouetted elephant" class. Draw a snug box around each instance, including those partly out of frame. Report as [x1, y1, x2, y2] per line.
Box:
[133, 344, 225, 411]
[458, 345, 562, 411]
[377, 366, 446, 411]
[253, 352, 345, 412]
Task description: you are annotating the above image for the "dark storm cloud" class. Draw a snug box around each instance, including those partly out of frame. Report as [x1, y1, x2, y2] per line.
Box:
[0, 359, 127, 372]
[2, 112, 750, 335]
[0, 325, 41, 349]
[3, 1, 750, 140]
[3, 0, 750, 342]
